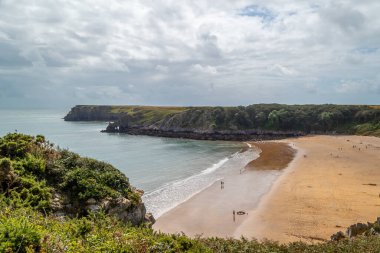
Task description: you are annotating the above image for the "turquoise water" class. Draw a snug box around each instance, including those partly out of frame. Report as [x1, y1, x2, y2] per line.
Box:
[0, 109, 246, 216]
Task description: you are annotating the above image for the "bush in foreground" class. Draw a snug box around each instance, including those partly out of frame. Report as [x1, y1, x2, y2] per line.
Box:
[1, 202, 380, 252]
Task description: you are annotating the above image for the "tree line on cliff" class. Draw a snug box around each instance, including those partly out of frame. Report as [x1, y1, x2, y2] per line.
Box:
[65, 104, 380, 137]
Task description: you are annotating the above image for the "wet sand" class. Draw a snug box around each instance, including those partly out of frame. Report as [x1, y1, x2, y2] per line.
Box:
[153, 141, 295, 237]
[235, 135, 380, 242]
[245, 142, 296, 171]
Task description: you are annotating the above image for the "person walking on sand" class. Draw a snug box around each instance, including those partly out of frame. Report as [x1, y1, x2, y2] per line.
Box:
[233, 210, 235, 222]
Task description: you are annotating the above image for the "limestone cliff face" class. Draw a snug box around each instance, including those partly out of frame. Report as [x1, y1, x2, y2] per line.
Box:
[51, 189, 154, 226]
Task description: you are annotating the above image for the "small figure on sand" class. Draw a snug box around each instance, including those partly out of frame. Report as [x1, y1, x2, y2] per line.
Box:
[233, 210, 235, 222]
[221, 181, 224, 189]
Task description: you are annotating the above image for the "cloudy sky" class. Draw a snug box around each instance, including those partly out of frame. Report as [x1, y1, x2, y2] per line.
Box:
[0, 0, 379, 108]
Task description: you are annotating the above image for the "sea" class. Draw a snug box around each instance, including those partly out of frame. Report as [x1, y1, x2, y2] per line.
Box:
[0, 109, 278, 217]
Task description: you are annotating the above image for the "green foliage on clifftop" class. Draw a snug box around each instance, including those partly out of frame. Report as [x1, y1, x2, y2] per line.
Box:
[0, 133, 139, 214]
[65, 104, 380, 137]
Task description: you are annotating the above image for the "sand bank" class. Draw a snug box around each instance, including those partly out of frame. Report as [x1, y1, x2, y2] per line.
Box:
[245, 142, 296, 171]
[235, 135, 380, 242]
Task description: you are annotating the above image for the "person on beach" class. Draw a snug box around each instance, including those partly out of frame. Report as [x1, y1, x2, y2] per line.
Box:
[233, 210, 235, 222]
[221, 181, 224, 189]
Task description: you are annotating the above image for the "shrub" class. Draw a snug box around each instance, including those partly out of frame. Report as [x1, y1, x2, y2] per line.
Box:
[0, 216, 42, 253]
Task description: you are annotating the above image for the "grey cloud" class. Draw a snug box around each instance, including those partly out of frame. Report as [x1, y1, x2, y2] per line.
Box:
[0, 42, 31, 67]
[320, 4, 365, 32]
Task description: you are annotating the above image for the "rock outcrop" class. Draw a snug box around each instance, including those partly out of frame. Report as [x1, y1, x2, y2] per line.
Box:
[51, 190, 154, 226]
[331, 217, 380, 241]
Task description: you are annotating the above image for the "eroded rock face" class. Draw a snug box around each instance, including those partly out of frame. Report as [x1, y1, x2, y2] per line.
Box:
[144, 213, 156, 227]
[347, 223, 369, 238]
[52, 192, 155, 227]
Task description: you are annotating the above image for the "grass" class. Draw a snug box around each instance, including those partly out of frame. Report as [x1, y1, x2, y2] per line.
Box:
[2, 203, 380, 252]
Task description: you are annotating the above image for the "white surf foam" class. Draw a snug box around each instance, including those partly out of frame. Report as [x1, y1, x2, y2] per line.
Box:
[143, 149, 257, 218]
[245, 142, 252, 148]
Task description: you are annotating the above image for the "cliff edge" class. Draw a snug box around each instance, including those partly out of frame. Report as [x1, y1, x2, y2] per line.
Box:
[0, 133, 155, 226]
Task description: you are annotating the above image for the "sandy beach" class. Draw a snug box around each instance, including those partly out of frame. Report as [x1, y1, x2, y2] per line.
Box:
[236, 135, 380, 242]
[153, 141, 296, 237]
[154, 135, 380, 243]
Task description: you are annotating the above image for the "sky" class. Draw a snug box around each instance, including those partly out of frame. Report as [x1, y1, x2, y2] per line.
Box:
[0, 0, 379, 109]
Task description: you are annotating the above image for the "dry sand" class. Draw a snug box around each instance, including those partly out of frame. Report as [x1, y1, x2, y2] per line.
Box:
[154, 135, 380, 243]
[235, 135, 380, 242]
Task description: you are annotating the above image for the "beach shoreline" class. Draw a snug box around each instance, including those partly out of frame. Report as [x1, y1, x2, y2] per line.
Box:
[153, 141, 295, 237]
[154, 135, 380, 243]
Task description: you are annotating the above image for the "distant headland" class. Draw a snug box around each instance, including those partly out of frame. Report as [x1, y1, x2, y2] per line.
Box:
[64, 104, 380, 140]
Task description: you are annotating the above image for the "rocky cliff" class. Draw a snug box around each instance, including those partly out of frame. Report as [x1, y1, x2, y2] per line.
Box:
[64, 105, 122, 121]
[0, 133, 155, 227]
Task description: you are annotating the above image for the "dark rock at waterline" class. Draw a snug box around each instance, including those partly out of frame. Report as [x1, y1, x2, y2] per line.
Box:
[102, 125, 303, 141]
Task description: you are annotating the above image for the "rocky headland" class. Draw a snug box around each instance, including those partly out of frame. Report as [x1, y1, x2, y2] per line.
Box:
[64, 104, 380, 140]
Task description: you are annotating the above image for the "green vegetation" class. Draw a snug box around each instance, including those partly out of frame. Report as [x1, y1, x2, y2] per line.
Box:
[65, 104, 380, 137]
[1, 133, 380, 252]
[64, 105, 187, 123]
[167, 104, 380, 135]
[0, 133, 139, 214]
[1, 201, 380, 252]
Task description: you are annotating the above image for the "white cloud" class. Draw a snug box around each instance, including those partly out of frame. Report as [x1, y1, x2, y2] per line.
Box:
[0, 0, 380, 108]
[268, 64, 298, 76]
[191, 64, 218, 75]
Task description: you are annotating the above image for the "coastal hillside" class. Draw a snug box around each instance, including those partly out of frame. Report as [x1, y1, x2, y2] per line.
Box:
[64, 104, 380, 139]
[0, 133, 154, 226]
[1, 133, 380, 252]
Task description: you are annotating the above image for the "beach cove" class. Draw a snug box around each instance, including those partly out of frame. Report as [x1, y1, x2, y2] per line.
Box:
[154, 135, 380, 243]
